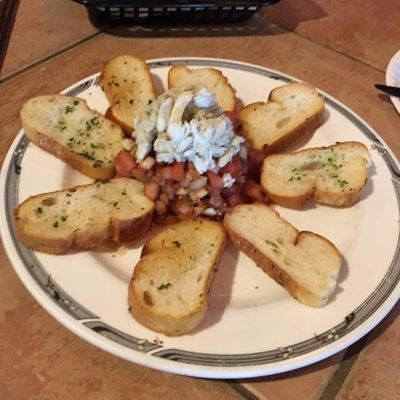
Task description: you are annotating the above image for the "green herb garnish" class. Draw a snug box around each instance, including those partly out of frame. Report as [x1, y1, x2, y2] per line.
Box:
[158, 283, 172, 290]
[172, 240, 181, 248]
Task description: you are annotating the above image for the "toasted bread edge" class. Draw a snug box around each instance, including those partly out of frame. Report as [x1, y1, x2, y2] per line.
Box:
[23, 126, 115, 180]
[167, 65, 237, 112]
[13, 181, 154, 255]
[223, 209, 341, 307]
[129, 219, 226, 335]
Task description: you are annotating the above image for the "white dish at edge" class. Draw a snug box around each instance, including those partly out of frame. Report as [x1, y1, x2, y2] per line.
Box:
[1, 57, 400, 379]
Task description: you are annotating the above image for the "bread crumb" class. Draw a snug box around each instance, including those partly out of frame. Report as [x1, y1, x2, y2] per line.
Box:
[116, 245, 128, 255]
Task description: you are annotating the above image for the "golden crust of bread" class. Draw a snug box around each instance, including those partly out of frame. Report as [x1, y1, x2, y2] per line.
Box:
[168, 65, 236, 112]
[24, 127, 116, 180]
[261, 141, 370, 209]
[104, 107, 135, 136]
[100, 54, 156, 134]
[239, 83, 325, 155]
[223, 204, 342, 307]
[129, 248, 207, 336]
[20, 95, 125, 180]
[263, 109, 325, 155]
[13, 179, 154, 255]
[224, 226, 335, 307]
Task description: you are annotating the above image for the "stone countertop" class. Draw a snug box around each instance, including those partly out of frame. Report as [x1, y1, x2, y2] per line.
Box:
[0, 1, 399, 399]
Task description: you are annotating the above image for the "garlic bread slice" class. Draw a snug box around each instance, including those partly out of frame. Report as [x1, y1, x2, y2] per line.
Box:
[261, 141, 371, 208]
[129, 218, 226, 336]
[224, 204, 342, 307]
[168, 65, 236, 112]
[14, 178, 154, 254]
[20, 95, 125, 180]
[100, 54, 156, 133]
[240, 83, 325, 155]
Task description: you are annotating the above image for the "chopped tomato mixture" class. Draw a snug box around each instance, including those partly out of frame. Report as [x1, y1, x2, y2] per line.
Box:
[114, 110, 268, 225]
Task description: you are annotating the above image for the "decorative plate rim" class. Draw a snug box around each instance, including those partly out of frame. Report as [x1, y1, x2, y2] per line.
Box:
[1, 57, 400, 379]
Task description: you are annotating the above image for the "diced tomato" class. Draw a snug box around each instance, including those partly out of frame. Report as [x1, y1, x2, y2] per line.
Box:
[221, 182, 241, 199]
[170, 162, 185, 181]
[225, 111, 240, 130]
[154, 200, 167, 215]
[227, 193, 244, 207]
[115, 151, 137, 176]
[207, 171, 224, 190]
[159, 192, 169, 205]
[175, 197, 194, 218]
[157, 165, 174, 180]
[161, 181, 175, 198]
[130, 168, 146, 182]
[152, 174, 165, 185]
[243, 181, 265, 203]
[144, 182, 160, 201]
[220, 156, 244, 179]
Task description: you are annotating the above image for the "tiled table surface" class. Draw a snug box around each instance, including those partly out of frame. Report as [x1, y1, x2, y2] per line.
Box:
[0, 1, 399, 399]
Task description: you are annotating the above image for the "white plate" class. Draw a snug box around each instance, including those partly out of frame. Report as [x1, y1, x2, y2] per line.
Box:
[1, 58, 400, 379]
[386, 49, 400, 114]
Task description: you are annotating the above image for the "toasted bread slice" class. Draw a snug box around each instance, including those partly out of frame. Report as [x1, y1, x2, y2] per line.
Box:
[20, 95, 125, 180]
[223, 204, 341, 307]
[14, 178, 154, 255]
[129, 218, 226, 336]
[240, 83, 325, 155]
[261, 141, 371, 208]
[168, 65, 236, 112]
[100, 55, 156, 133]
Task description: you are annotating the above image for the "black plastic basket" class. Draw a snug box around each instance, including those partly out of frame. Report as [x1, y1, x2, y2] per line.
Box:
[73, 0, 279, 24]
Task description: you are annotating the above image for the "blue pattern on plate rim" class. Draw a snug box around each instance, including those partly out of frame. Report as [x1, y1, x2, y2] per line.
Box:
[4, 59, 400, 366]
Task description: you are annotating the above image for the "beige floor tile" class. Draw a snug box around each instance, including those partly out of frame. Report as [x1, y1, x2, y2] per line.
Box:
[266, 0, 400, 71]
[336, 303, 400, 400]
[0, 248, 244, 400]
[1, 0, 106, 79]
[240, 351, 344, 400]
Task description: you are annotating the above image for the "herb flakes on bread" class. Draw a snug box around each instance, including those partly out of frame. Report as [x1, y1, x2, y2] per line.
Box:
[239, 82, 325, 155]
[100, 54, 156, 133]
[14, 178, 154, 255]
[223, 204, 342, 307]
[168, 65, 236, 112]
[129, 218, 226, 336]
[261, 141, 371, 208]
[20, 95, 125, 180]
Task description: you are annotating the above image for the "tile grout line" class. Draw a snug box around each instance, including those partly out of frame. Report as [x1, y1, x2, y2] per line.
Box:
[265, 18, 386, 74]
[318, 334, 371, 400]
[297, 34, 386, 74]
[1, 19, 386, 85]
[228, 382, 265, 400]
[0, 27, 111, 85]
